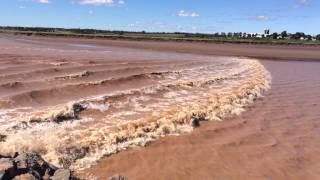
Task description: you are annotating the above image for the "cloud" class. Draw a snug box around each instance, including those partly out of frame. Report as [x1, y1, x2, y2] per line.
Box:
[38, 0, 50, 3]
[178, 10, 199, 17]
[294, 0, 311, 8]
[127, 23, 135, 27]
[250, 15, 270, 21]
[78, 0, 124, 6]
[298, 0, 310, 5]
[20, 0, 50, 4]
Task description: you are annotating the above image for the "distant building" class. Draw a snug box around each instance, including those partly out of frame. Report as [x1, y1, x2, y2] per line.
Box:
[237, 29, 271, 39]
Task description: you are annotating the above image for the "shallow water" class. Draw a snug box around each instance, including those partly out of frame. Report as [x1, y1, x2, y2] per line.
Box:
[0, 35, 270, 169]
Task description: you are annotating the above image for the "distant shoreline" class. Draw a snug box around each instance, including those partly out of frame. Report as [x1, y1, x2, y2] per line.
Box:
[1, 32, 320, 62]
[1, 29, 320, 47]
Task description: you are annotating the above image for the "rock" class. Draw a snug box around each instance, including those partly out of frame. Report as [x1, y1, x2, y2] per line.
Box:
[0, 134, 6, 142]
[0, 158, 15, 179]
[109, 174, 129, 180]
[51, 169, 71, 180]
[12, 173, 37, 180]
[72, 103, 85, 116]
[0, 153, 76, 180]
[14, 153, 57, 177]
[0, 158, 14, 169]
[190, 117, 200, 128]
[42, 169, 51, 180]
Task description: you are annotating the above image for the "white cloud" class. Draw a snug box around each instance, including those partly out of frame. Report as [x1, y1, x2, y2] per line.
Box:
[178, 10, 199, 17]
[252, 15, 270, 21]
[78, 0, 124, 6]
[18, 0, 50, 4]
[38, 0, 50, 3]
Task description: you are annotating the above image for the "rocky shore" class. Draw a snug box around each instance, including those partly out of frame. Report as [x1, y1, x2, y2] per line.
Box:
[0, 152, 130, 180]
[0, 153, 73, 180]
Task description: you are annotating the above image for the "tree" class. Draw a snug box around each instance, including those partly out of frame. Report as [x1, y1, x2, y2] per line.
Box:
[306, 35, 312, 41]
[281, 31, 288, 38]
[271, 32, 278, 39]
[292, 32, 305, 40]
[243, 32, 247, 38]
[316, 34, 320, 41]
[233, 32, 239, 38]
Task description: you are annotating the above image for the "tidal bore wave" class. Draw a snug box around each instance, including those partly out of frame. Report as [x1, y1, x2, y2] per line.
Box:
[0, 57, 271, 170]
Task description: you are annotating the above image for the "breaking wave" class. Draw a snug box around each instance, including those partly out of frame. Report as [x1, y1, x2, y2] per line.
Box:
[0, 57, 271, 170]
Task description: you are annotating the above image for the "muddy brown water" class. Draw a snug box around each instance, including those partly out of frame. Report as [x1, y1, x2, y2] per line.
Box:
[80, 60, 320, 180]
[0, 34, 319, 179]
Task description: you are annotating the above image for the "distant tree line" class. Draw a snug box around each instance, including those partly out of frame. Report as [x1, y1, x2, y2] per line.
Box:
[0, 26, 319, 41]
[198, 30, 320, 41]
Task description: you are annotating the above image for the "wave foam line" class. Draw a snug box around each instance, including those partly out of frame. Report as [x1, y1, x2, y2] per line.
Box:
[0, 58, 271, 170]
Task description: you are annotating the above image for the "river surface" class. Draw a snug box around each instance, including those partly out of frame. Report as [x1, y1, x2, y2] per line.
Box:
[0, 35, 270, 170]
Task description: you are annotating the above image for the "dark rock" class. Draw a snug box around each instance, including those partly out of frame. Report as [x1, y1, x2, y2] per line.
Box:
[109, 174, 129, 180]
[42, 169, 50, 180]
[72, 103, 85, 117]
[12, 173, 37, 180]
[14, 153, 57, 177]
[29, 170, 41, 180]
[190, 117, 200, 128]
[0, 153, 77, 180]
[0, 134, 6, 142]
[0, 158, 15, 179]
[51, 169, 71, 180]
[53, 103, 85, 123]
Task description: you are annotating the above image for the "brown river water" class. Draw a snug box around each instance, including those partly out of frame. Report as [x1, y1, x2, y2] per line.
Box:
[82, 60, 320, 180]
[0, 35, 319, 180]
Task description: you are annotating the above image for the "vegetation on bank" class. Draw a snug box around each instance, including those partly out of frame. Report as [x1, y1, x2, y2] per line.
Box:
[1, 26, 320, 46]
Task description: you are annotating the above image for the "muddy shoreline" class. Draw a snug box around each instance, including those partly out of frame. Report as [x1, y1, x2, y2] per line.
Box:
[1, 34, 320, 61]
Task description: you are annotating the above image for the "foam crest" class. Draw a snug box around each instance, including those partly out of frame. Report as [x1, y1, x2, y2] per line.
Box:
[0, 57, 271, 170]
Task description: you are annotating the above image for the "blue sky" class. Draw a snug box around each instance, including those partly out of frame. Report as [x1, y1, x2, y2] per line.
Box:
[0, 0, 319, 34]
